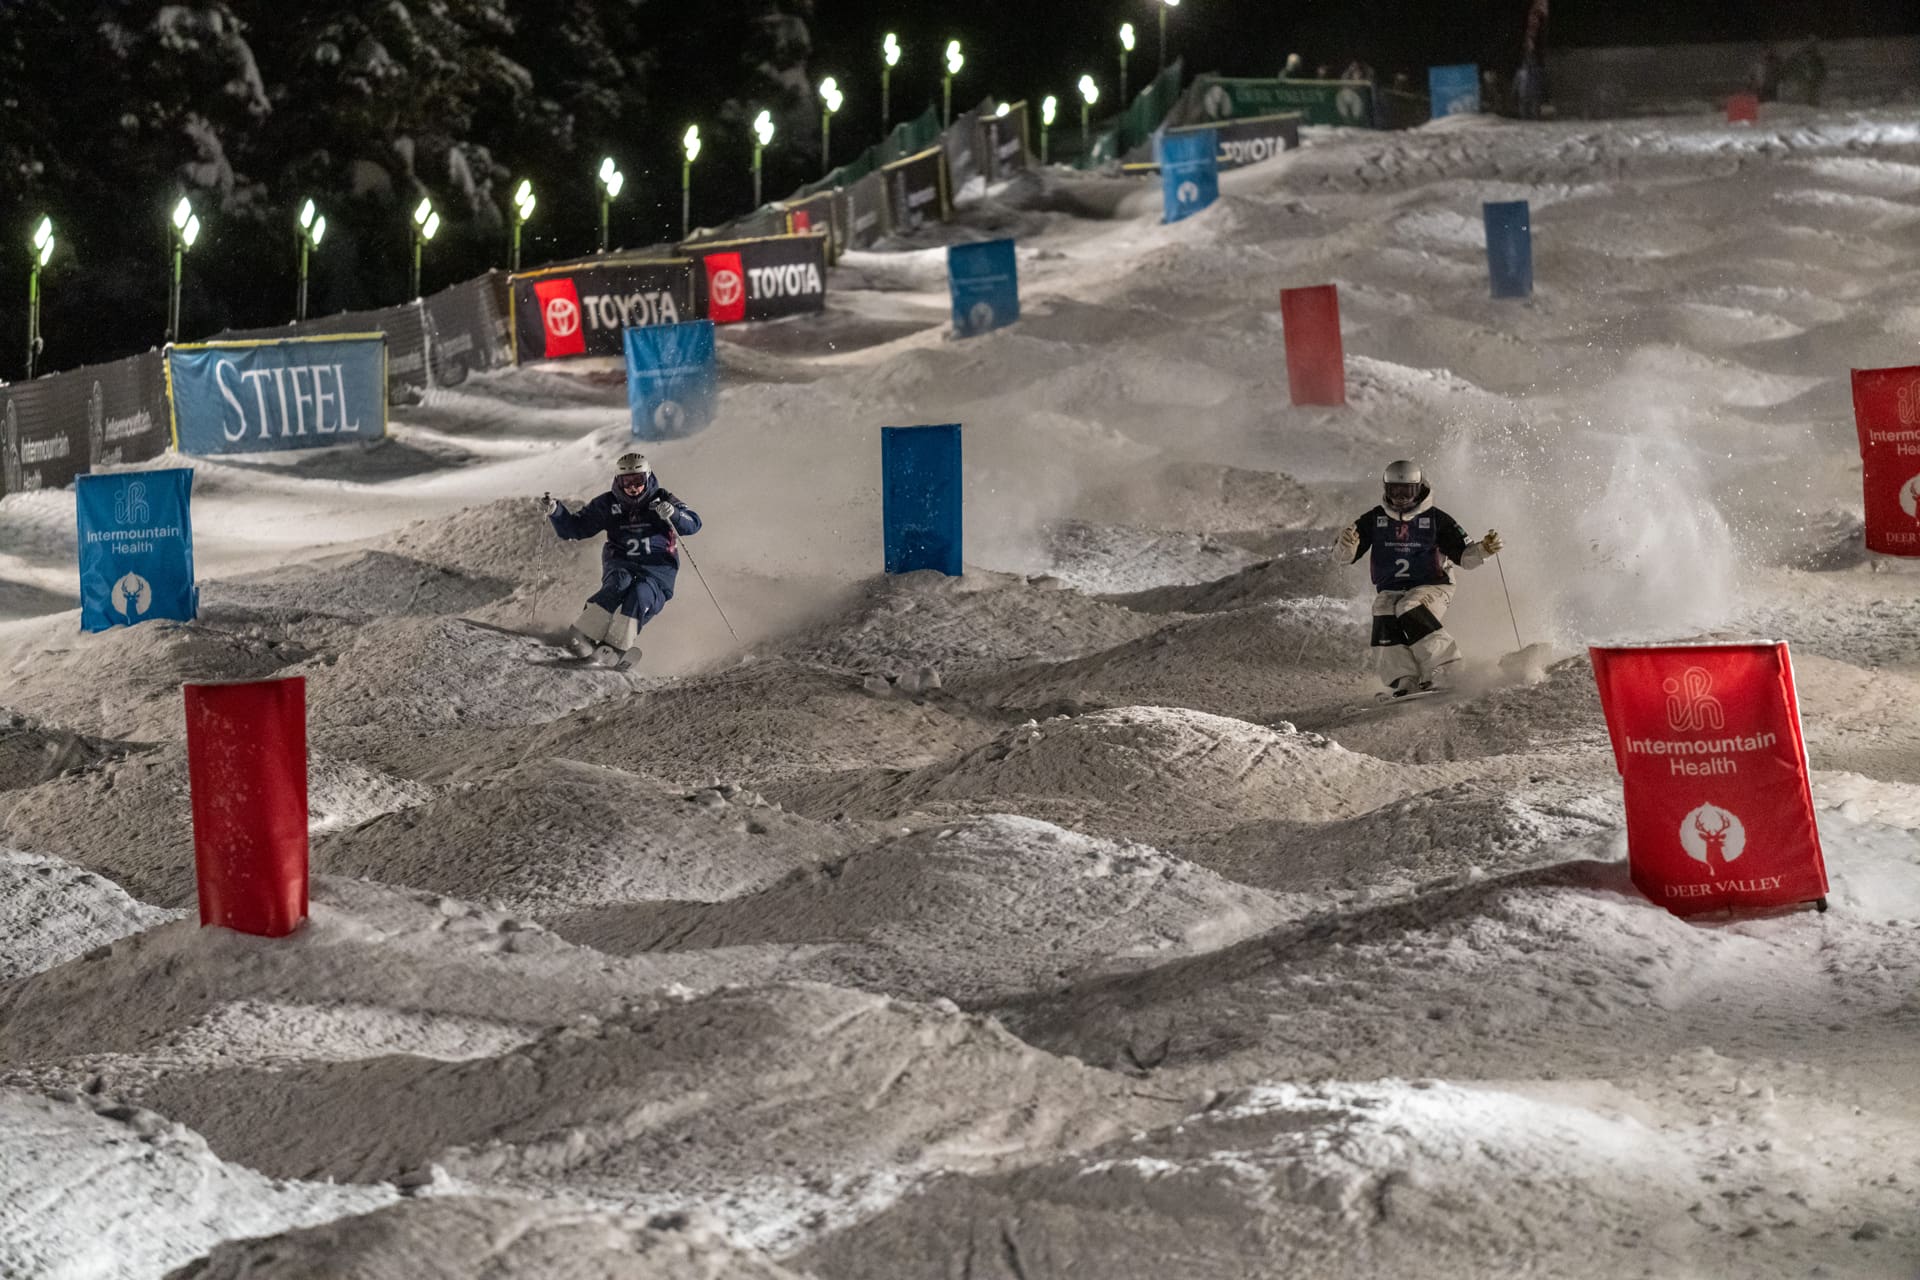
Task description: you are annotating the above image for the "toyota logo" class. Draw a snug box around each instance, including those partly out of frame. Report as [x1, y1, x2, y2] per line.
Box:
[545, 296, 580, 337]
[712, 270, 745, 308]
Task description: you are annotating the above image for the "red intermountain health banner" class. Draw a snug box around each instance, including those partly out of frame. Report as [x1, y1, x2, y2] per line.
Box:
[1850, 364, 1920, 557]
[1590, 643, 1827, 916]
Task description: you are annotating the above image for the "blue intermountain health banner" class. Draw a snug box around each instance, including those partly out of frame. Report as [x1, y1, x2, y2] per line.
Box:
[1484, 200, 1534, 298]
[881, 424, 962, 577]
[948, 240, 1020, 339]
[1429, 64, 1481, 118]
[624, 320, 718, 440]
[1159, 130, 1219, 224]
[76, 467, 197, 632]
[168, 335, 388, 456]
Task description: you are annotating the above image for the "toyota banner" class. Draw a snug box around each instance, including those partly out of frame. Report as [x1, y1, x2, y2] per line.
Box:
[682, 233, 829, 325]
[511, 260, 696, 362]
[1591, 643, 1828, 917]
[1850, 364, 1920, 557]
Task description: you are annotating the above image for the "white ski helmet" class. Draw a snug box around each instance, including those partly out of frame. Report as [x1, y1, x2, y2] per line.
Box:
[1382, 459, 1427, 514]
[614, 451, 652, 481]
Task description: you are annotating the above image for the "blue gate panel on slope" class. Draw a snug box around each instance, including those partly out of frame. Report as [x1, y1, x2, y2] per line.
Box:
[882, 424, 962, 577]
[624, 320, 718, 440]
[1483, 200, 1534, 298]
[948, 240, 1020, 338]
[76, 466, 197, 632]
[1158, 129, 1219, 225]
[1429, 64, 1481, 117]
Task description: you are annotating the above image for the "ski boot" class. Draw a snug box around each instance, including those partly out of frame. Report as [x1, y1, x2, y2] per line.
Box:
[564, 628, 596, 658]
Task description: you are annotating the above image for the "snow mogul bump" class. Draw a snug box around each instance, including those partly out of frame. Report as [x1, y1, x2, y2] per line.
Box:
[1333, 460, 1502, 698]
[541, 452, 703, 667]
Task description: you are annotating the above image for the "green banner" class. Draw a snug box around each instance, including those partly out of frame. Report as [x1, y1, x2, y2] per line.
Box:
[1189, 75, 1375, 128]
[1080, 57, 1186, 168]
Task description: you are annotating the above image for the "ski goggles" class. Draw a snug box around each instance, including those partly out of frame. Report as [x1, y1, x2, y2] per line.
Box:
[615, 473, 649, 493]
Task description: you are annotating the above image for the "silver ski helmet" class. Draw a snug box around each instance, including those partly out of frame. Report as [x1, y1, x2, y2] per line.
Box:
[614, 452, 654, 499]
[1382, 460, 1428, 514]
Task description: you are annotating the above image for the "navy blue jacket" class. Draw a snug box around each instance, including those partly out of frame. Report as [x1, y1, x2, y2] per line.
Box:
[550, 475, 702, 591]
[1347, 503, 1474, 591]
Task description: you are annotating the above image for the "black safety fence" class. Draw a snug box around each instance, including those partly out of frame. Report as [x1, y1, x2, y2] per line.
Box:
[0, 351, 169, 499]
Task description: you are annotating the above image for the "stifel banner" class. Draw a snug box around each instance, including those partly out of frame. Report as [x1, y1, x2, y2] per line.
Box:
[1850, 364, 1920, 557]
[1590, 643, 1827, 917]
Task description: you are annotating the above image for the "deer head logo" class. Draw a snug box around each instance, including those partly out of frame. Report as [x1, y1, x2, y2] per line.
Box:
[1679, 803, 1747, 877]
[1662, 667, 1725, 732]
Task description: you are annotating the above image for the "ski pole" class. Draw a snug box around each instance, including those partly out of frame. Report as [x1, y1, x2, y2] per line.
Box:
[1494, 553, 1524, 651]
[679, 540, 739, 641]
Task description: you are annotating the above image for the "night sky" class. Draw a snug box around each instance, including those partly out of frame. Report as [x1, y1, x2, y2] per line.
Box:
[801, 0, 1919, 140]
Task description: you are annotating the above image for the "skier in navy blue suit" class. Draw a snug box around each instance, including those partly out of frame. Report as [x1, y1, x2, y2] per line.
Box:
[542, 452, 702, 666]
[1333, 459, 1502, 697]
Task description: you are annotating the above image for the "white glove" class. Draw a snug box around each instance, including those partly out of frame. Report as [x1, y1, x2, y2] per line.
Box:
[1481, 530, 1503, 555]
[540, 493, 558, 515]
[1335, 526, 1360, 557]
[651, 498, 676, 521]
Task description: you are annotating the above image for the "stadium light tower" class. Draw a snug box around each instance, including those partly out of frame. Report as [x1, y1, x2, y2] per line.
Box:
[510, 180, 536, 273]
[882, 33, 901, 131]
[943, 40, 964, 127]
[296, 199, 327, 321]
[819, 77, 844, 176]
[167, 196, 201, 343]
[752, 110, 775, 208]
[409, 196, 439, 298]
[1159, 0, 1180, 72]
[596, 156, 624, 253]
[681, 125, 702, 241]
[1119, 23, 1136, 106]
[26, 216, 53, 378]
[1078, 75, 1100, 150]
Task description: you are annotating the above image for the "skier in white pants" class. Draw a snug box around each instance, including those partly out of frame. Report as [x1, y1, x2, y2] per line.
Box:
[1333, 460, 1503, 697]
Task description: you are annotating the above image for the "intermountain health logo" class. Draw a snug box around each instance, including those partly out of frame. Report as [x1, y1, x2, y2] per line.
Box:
[1663, 667, 1725, 731]
[111, 572, 153, 622]
[1177, 181, 1201, 206]
[115, 479, 151, 524]
[968, 301, 996, 334]
[1336, 88, 1367, 122]
[1679, 802, 1746, 875]
[652, 400, 686, 434]
[1900, 474, 1920, 519]
[710, 269, 745, 310]
[1898, 378, 1920, 426]
[1203, 85, 1233, 119]
[545, 296, 580, 338]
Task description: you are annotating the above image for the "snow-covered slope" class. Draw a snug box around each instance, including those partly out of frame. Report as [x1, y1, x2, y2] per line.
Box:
[2, 105, 1919, 1277]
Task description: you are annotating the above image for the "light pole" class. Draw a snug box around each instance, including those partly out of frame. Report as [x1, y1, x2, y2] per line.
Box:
[1078, 75, 1100, 151]
[409, 196, 439, 298]
[943, 40, 964, 127]
[1041, 96, 1057, 165]
[1120, 23, 1135, 106]
[296, 199, 327, 322]
[167, 196, 201, 343]
[510, 180, 536, 273]
[596, 156, 624, 253]
[681, 125, 701, 241]
[752, 110, 774, 208]
[819, 77, 843, 176]
[882, 33, 901, 132]
[1159, 0, 1179, 73]
[26, 216, 52, 378]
